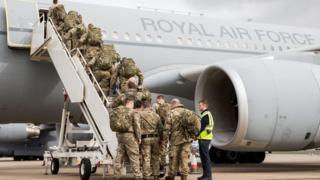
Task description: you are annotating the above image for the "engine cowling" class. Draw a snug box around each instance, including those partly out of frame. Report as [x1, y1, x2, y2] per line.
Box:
[0, 124, 40, 142]
[195, 53, 320, 151]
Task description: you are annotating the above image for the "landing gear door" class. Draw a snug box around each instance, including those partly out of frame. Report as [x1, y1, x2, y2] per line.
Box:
[4, 0, 39, 48]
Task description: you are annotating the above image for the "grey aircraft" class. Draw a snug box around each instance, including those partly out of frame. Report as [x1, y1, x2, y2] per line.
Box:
[1, 0, 320, 163]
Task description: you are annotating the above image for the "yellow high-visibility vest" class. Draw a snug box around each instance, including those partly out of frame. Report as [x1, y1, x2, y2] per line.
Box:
[198, 110, 214, 140]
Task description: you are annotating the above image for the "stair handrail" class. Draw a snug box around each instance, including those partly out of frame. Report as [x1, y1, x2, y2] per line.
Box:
[47, 17, 111, 107]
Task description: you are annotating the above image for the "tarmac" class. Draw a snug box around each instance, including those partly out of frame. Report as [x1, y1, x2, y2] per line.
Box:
[1, 152, 320, 180]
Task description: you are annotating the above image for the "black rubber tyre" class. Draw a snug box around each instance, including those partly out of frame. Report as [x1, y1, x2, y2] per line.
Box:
[249, 152, 266, 164]
[13, 156, 22, 161]
[224, 151, 239, 164]
[79, 158, 91, 180]
[209, 147, 225, 164]
[238, 152, 250, 163]
[51, 158, 59, 175]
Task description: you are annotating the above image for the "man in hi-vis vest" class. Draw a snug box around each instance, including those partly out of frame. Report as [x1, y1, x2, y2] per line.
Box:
[197, 100, 214, 180]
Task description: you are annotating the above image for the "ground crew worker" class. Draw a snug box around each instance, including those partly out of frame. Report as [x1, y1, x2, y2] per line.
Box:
[113, 96, 142, 179]
[152, 95, 171, 176]
[197, 100, 214, 180]
[135, 100, 163, 180]
[164, 98, 193, 180]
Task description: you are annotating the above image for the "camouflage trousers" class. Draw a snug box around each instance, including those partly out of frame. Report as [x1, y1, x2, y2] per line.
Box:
[114, 132, 142, 178]
[159, 139, 168, 167]
[141, 137, 160, 177]
[168, 142, 191, 176]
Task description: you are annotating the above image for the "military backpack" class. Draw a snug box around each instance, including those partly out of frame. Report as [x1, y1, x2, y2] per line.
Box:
[109, 106, 132, 132]
[180, 109, 201, 139]
[88, 27, 103, 46]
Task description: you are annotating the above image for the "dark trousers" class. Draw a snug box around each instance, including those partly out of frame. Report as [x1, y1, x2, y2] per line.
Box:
[199, 140, 212, 178]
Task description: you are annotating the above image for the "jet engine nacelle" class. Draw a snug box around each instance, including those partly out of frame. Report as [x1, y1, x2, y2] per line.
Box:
[0, 124, 40, 142]
[195, 52, 320, 151]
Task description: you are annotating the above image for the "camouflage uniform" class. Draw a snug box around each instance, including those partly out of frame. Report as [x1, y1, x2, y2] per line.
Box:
[87, 24, 103, 46]
[62, 11, 83, 50]
[154, 102, 171, 169]
[48, 4, 66, 32]
[136, 86, 152, 103]
[119, 58, 144, 92]
[135, 108, 162, 178]
[114, 106, 142, 179]
[164, 104, 193, 178]
[112, 88, 138, 108]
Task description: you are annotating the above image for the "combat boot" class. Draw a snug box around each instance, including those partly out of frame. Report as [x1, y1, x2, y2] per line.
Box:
[181, 175, 187, 180]
[165, 176, 174, 180]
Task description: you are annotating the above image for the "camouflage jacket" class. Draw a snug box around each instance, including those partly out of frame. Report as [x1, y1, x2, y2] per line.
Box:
[117, 107, 141, 140]
[164, 104, 193, 146]
[135, 109, 163, 137]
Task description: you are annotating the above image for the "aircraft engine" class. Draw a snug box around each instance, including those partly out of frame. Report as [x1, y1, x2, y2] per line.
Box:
[195, 53, 320, 151]
[0, 124, 40, 142]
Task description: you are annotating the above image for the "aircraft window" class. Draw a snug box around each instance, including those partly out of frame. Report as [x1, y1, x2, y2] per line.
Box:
[206, 40, 212, 47]
[187, 38, 193, 45]
[197, 39, 202, 46]
[216, 40, 221, 47]
[177, 37, 183, 44]
[279, 46, 283, 51]
[225, 41, 230, 48]
[254, 44, 258, 50]
[235, 42, 239, 49]
[112, 31, 119, 39]
[146, 34, 152, 42]
[287, 46, 291, 50]
[156, 35, 162, 43]
[271, 45, 275, 51]
[135, 33, 141, 41]
[243, 43, 248, 49]
[263, 44, 266, 51]
[124, 32, 130, 40]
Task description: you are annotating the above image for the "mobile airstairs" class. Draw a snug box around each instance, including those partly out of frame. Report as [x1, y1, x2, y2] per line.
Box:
[30, 16, 117, 180]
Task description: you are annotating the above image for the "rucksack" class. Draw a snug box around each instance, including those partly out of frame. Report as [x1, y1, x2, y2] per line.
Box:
[157, 103, 170, 121]
[180, 109, 201, 139]
[120, 58, 139, 78]
[109, 106, 132, 132]
[88, 26, 102, 45]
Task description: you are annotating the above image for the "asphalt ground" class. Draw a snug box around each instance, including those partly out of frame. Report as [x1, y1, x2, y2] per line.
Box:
[1, 152, 320, 180]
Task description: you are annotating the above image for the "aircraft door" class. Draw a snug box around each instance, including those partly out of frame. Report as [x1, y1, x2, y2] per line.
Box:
[4, 0, 39, 48]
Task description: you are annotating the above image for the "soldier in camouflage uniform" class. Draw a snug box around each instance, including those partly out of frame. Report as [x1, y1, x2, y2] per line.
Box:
[152, 95, 171, 176]
[164, 98, 194, 180]
[62, 11, 83, 50]
[114, 96, 142, 179]
[48, 2, 67, 32]
[118, 57, 144, 93]
[112, 77, 138, 108]
[135, 100, 162, 180]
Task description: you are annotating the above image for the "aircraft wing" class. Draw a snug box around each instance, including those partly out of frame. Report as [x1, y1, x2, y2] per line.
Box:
[144, 65, 207, 100]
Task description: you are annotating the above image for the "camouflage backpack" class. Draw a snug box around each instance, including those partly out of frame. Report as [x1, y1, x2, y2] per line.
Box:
[120, 58, 140, 78]
[64, 11, 82, 30]
[157, 103, 171, 121]
[180, 109, 201, 139]
[110, 106, 132, 132]
[88, 25, 103, 46]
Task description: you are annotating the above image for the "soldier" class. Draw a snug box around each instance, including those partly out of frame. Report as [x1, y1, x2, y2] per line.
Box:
[87, 24, 103, 47]
[63, 23, 87, 51]
[135, 100, 162, 180]
[112, 77, 138, 108]
[119, 57, 144, 93]
[47, 1, 66, 32]
[113, 96, 142, 179]
[62, 11, 83, 50]
[152, 95, 171, 176]
[164, 98, 195, 180]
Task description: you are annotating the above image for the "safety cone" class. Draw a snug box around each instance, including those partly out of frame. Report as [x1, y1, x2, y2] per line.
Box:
[190, 149, 200, 174]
